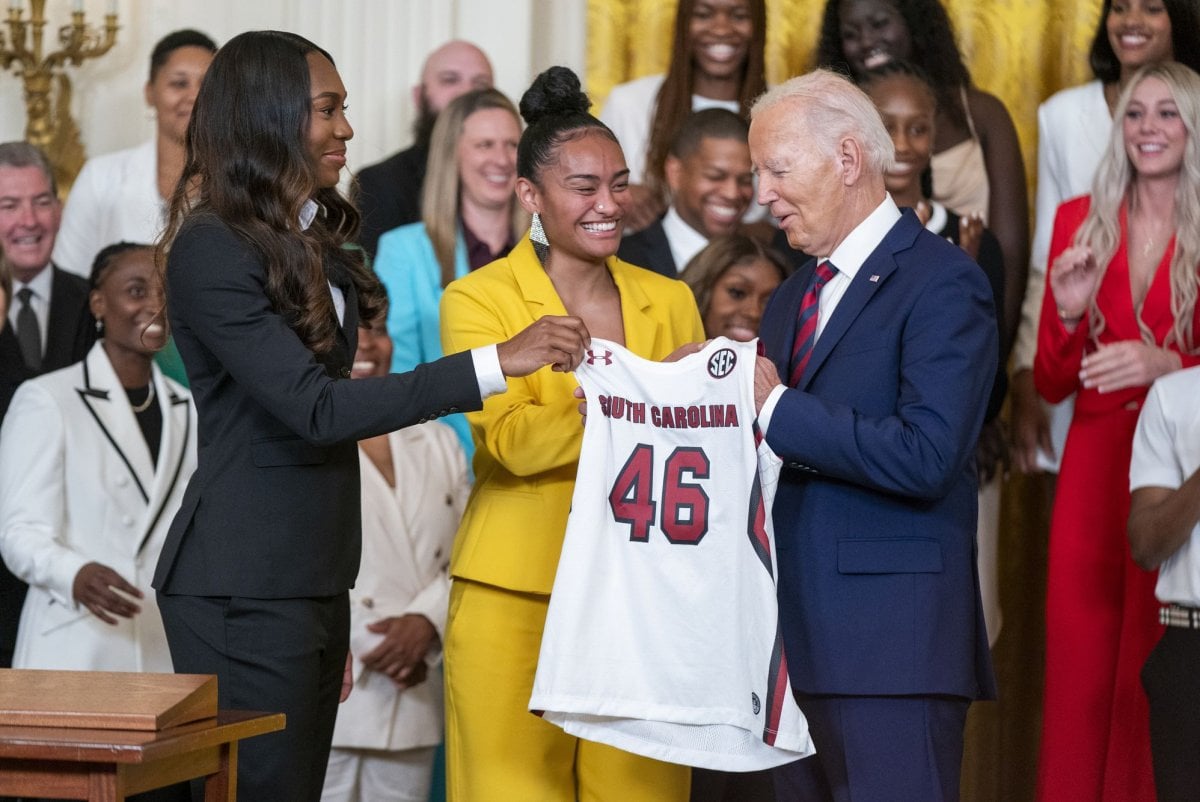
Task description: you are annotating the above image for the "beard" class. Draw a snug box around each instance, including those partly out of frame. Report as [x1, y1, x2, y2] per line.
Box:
[412, 89, 438, 151]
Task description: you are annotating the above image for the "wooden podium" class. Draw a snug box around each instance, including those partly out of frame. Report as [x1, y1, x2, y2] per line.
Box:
[0, 670, 284, 801]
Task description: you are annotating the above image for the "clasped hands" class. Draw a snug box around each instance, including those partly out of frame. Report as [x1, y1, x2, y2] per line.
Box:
[73, 562, 142, 624]
[359, 613, 439, 690]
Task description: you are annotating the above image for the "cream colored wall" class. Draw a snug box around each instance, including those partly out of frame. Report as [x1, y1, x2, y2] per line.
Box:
[0, 0, 587, 175]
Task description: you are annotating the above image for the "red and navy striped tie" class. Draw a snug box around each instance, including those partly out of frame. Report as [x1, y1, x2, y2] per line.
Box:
[788, 260, 837, 386]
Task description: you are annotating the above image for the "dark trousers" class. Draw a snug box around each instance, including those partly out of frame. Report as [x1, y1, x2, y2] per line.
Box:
[157, 593, 349, 802]
[1142, 626, 1200, 802]
[690, 767, 775, 802]
[773, 695, 970, 802]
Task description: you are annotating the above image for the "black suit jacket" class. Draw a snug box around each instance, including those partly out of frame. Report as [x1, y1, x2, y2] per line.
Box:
[617, 218, 677, 278]
[353, 144, 427, 261]
[0, 264, 95, 667]
[153, 214, 481, 599]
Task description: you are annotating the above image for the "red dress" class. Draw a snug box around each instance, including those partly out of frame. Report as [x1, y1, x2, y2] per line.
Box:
[1034, 196, 1200, 802]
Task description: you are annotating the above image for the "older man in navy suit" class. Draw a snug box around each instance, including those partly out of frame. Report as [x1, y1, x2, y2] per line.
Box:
[750, 70, 997, 801]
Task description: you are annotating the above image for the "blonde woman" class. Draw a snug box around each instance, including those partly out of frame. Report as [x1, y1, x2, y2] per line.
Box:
[1034, 61, 1200, 802]
[373, 88, 525, 457]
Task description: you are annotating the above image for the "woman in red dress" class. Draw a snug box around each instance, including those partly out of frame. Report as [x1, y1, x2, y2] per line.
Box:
[1035, 61, 1200, 802]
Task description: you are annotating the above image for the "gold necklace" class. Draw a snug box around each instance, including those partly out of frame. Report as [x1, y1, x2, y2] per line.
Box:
[130, 381, 156, 414]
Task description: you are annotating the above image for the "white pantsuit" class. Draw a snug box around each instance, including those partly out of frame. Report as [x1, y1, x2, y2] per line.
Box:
[0, 342, 196, 672]
[322, 422, 467, 802]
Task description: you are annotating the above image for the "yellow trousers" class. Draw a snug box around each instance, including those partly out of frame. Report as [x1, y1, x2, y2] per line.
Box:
[444, 579, 690, 802]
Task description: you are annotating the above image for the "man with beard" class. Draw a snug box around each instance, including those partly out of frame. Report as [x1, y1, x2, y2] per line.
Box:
[355, 40, 493, 260]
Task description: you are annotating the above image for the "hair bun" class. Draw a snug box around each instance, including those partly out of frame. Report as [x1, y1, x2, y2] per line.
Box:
[520, 66, 591, 126]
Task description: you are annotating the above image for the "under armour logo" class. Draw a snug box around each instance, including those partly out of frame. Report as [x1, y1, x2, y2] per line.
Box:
[586, 349, 613, 366]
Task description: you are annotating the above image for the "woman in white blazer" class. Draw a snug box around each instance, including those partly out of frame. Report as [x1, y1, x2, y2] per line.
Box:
[322, 311, 467, 802]
[0, 243, 196, 673]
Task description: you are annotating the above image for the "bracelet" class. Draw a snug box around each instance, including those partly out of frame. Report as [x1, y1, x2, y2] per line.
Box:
[1057, 308, 1084, 325]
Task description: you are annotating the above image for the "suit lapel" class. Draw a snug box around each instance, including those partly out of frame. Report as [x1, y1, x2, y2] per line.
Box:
[611, 259, 665, 356]
[798, 212, 918, 391]
[511, 238, 570, 318]
[647, 221, 676, 277]
[75, 345, 155, 504]
[138, 373, 192, 554]
[45, 266, 90, 370]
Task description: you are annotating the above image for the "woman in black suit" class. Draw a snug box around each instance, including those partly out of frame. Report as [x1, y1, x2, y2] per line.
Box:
[152, 30, 586, 802]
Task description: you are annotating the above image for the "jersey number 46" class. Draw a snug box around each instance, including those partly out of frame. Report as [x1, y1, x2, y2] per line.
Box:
[608, 444, 710, 544]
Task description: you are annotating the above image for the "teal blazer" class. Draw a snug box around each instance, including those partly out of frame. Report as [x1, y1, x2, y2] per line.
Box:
[374, 222, 472, 459]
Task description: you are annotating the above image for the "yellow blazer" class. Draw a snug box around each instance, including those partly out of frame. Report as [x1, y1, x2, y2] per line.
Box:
[440, 236, 705, 594]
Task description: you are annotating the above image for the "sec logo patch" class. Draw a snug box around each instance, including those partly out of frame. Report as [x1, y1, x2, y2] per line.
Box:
[707, 348, 737, 379]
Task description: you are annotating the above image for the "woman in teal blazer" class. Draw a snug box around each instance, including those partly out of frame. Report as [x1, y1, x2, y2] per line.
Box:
[373, 88, 525, 457]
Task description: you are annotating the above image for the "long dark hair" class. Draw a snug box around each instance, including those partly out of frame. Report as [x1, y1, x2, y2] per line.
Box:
[643, 0, 767, 198]
[1089, 0, 1200, 83]
[160, 30, 383, 355]
[815, 0, 970, 131]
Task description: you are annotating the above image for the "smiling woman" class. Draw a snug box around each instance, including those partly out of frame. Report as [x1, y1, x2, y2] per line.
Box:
[0, 241, 196, 733]
[439, 65, 703, 800]
[600, 0, 766, 231]
[372, 88, 525, 458]
[150, 31, 587, 802]
[1033, 61, 1200, 802]
[52, 30, 217, 279]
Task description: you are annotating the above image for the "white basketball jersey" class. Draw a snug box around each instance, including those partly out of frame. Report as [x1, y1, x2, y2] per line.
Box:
[530, 337, 814, 771]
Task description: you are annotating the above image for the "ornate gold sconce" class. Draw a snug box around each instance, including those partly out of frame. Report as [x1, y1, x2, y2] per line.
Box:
[1, 0, 119, 192]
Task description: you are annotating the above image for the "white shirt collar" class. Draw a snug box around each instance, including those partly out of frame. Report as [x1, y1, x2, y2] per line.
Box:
[300, 199, 319, 231]
[826, 194, 901, 281]
[15, 263, 54, 298]
[661, 206, 710, 273]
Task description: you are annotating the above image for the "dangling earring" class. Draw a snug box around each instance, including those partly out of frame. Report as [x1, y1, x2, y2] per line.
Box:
[530, 212, 549, 247]
[94, 318, 104, 336]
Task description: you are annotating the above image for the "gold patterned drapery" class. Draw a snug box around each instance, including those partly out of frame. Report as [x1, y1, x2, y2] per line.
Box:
[586, 0, 1104, 199]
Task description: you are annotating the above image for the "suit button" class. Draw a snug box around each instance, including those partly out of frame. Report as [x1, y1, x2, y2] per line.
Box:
[449, 406, 459, 413]
[362, 597, 374, 609]
[121, 515, 134, 527]
[116, 476, 128, 487]
[435, 547, 443, 559]
[340, 367, 351, 378]
[444, 494, 453, 506]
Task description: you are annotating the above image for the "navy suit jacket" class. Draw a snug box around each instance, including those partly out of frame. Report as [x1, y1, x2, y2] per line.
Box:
[617, 218, 676, 278]
[760, 209, 997, 701]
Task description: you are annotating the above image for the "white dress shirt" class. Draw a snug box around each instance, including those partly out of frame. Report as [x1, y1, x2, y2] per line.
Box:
[301, 199, 507, 399]
[759, 195, 902, 431]
[661, 206, 711, 273]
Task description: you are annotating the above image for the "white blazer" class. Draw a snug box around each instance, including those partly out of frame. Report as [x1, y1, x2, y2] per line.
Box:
[331, 422, 467, 751]
[52, 140, 164, 278]
[0, 342, 196, 672]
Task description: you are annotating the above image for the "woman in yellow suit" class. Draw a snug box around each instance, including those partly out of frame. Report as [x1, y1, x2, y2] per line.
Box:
[440, 66, 704, 801]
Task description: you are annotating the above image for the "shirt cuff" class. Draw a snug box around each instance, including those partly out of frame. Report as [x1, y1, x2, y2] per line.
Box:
[758, 384, 787, 434]
[471, 345, 507, 399]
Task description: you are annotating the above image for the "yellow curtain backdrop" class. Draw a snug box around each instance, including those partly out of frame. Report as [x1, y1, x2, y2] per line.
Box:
[587, 0, 1105, 198]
